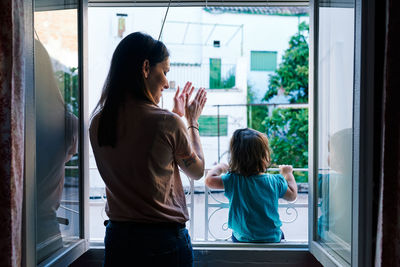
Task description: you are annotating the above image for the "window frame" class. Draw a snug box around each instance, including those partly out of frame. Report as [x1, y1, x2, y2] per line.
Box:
[23, 0, 36, 265]
[23, 0, 90, 266]
[86, 1, 311, 253]
[21, 0, 376, 265]
[250, 50, 278, 71]
[307, 0, 349, 265]
[198, 115, 228, 137]
[209, 58, 222, 89]
[307, 0, 376, 267]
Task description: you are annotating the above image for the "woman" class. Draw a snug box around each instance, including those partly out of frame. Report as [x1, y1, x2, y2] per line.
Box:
[89, 32, 207, 266]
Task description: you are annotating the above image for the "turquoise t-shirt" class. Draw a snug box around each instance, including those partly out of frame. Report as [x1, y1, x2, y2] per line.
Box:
[221, 172, 288, 242]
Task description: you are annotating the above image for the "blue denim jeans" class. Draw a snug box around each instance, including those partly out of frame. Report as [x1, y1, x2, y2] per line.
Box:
[104, 221, 193, 267]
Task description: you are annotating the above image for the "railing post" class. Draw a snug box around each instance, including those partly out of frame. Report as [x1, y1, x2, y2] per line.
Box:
[205, 186, 209, 241]
[217, 105, 220, 163]
[190, 178, 194, 239]
[249, 104, 252, 129]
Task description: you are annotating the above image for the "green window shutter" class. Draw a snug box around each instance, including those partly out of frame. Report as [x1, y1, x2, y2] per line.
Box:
[198, 115, 228, 136]
[209, 58, 221, 89]
[250, 51, 277, 71]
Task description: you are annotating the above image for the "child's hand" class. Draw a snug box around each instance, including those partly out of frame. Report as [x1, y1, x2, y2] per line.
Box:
[279, 165, 293, 175]
[214, 162, 229, 174]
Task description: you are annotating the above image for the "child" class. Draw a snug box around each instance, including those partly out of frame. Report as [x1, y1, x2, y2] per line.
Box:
[205, 128, 298, 243]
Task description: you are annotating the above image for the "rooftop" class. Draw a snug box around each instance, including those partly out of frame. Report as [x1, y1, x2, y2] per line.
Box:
[204, 6, 309, 16]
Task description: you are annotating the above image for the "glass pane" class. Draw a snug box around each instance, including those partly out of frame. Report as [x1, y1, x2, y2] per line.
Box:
[88, 6, 309, 243]
[34, 4, 80, 264]
[317, 1, 354, 263]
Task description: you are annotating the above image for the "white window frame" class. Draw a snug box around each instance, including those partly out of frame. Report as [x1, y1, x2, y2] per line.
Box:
[308, 0, 375, 267]
[23, 0, 90, 266]
[85, 1, 310, 252]
[250, 50, 278, 71]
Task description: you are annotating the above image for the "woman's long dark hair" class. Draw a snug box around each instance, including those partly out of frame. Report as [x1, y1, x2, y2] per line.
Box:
[229, 128, 271, 176]
[92, 32, 169, 147]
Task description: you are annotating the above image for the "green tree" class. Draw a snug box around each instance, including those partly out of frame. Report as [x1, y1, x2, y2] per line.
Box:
[247, 84, 268, 133]
[55, 67, 80, 173]
[247, 21, 309, 182]
[221, 67, 236, 89]
[264, 21, 309, 104]
[55, 67, 79, 117]
[264, 21, 309, 182]
[263, 108, 308, 182]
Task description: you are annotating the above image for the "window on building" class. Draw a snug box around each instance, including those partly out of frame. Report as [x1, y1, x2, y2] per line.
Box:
[250, 51, 277, 71]
[198, 115, 228, 136]
[209, 58, 222, 89]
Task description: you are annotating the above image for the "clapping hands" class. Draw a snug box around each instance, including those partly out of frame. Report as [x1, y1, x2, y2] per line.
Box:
[172, 82, 195, 117]
[185, 87, 207, 125]
[172, 82, 207, 125]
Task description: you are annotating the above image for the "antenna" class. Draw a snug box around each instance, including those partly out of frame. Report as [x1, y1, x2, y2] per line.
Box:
[158, 0, 173, 41]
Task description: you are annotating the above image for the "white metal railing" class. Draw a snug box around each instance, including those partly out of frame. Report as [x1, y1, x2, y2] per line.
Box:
[81, 167, 308, 241]
[202, 168, 308, 241]
[61, 165, 308, 241]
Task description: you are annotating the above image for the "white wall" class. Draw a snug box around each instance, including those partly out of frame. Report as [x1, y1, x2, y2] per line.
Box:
[88, 7, 309, 112]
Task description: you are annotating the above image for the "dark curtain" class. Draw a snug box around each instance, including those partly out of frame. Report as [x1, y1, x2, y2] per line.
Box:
[0, 0, 25, 266]
[375, 0, 400, 266]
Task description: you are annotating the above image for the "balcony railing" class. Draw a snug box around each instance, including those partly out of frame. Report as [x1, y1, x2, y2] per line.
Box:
[62, 166, 309, 242]
[180, 168, 308, 242]
[77, 167, 308, 242]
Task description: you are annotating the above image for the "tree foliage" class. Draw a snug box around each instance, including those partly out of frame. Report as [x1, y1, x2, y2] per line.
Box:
[263, 22, 309, 104]
[56, 67, 79, 117]
[55, 67, 80, 172]
[247, 85, 269, 133]
[248, 21, 309, 182]
[263, 108, 308, 182]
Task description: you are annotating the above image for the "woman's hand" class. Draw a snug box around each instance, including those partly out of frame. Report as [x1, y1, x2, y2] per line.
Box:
[172, 82, 195, 117]
[185, 87, 207, 125]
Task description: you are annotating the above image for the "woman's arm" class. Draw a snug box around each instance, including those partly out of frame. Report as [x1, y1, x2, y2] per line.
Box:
[177, 121, 205, 180]
[176, 87, 207, 180]
[205, 163, 229, 189]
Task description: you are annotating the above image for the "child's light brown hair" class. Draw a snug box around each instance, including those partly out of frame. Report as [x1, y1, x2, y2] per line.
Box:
[229, 128, 271, 176]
